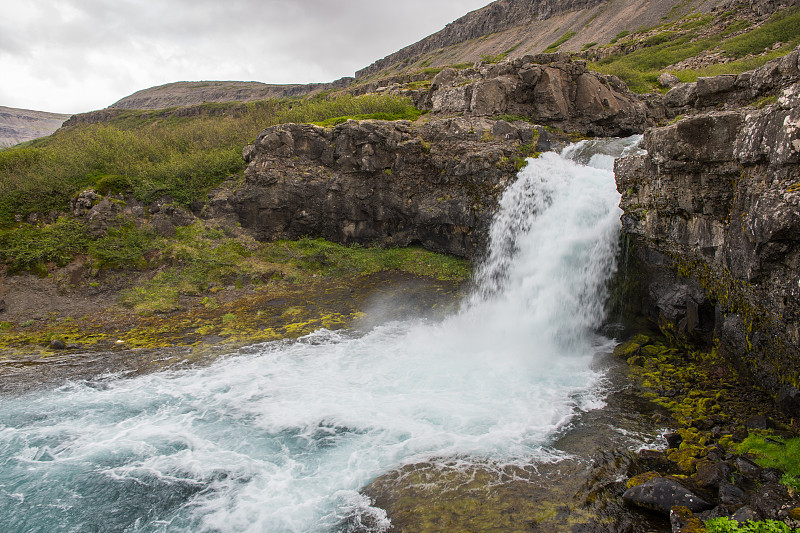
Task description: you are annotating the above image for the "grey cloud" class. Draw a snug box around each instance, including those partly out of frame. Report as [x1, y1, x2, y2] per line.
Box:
[2, 0, 490, 111]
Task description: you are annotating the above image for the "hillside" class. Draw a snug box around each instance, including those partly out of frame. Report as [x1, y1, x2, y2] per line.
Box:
[108, 79, 353, 110]
[356, 0, 736, 78]
[0, 106, 71, 148]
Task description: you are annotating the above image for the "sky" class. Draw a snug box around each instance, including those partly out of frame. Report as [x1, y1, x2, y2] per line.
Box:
[1, 0, 490, 114]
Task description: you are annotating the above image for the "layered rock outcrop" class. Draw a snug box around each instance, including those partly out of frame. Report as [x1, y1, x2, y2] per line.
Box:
[420, 53, 656, 136]
[615, 50, 800, 411]
[204, 117, 550, 258]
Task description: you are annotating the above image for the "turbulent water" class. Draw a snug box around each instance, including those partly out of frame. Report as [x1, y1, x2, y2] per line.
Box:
[0, 137, 643, 533]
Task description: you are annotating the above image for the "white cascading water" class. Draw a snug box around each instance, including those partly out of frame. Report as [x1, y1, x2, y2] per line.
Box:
[0, 136, 642, 533]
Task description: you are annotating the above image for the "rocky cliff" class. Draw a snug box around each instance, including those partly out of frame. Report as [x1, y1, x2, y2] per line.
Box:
[202, 53, 653, 258]
[204, 116, 545, 259]
[419, 53, 656, 136]
[0, 106, 70, 147]
[615, 47, 800, 411]
[355, 0, 741, 80]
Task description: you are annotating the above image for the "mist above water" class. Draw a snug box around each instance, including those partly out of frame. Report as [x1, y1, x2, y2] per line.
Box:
[0, 137, 642, 533]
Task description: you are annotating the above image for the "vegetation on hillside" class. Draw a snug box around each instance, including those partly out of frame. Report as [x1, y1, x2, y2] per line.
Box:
[0, 94, 421, 226]
[590, 6, 800, 92]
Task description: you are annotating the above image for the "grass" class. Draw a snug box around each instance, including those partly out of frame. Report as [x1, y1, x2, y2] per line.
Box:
[117, 227, 471, 316]
[589, 6, 800, 93]
[735, 434, 800, 491]
[721, 7, 800, 57]
[0, 94, 421, 226]
[544, 31, 577, 53]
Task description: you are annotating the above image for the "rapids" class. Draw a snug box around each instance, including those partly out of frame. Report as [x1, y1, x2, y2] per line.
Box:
[0, 136, 643, 533]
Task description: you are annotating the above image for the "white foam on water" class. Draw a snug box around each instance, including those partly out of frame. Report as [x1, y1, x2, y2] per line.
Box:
[0, 136, 641, 533]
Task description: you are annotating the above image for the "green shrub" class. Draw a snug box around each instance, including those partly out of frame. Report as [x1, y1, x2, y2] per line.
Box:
[0, 218, 89, 272]
[610, 30, 630, 44]
[88, 224, 157, 269]
[544, 31, 577, 52]
[0, 94, 422, 225]
[705, 517, 798, 532]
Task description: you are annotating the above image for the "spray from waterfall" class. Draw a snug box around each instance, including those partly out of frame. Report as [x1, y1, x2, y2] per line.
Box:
[0, 136, 642, 533]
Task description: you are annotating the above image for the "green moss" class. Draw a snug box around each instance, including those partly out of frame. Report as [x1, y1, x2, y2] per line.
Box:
[626, 471, 660, 489]
[736, 434, 800, 482]
[706, 517, 799, 532]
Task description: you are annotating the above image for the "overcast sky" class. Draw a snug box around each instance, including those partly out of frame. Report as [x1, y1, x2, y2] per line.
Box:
[1, 0, 490, 114]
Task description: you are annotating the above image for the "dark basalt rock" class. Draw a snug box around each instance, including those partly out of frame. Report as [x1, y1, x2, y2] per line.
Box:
[694, 460, 734, 489]
[622, 477, 713, 514]
[615, 47, 800, 413]
[208, 117, 550, 259]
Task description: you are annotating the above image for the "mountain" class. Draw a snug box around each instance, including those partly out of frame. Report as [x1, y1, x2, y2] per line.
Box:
[355, 0, 733, 78]
[108, 79, 353, 110]
[0, 106, 71, 147]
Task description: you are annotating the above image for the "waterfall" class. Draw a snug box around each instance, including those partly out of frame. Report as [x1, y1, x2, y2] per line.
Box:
[0, 136, 642, 533]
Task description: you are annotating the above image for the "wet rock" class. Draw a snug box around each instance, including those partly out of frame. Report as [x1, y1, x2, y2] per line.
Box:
[732, 505, 762, 524]
[750, 482, 796, 520]
[761, 467, 783, 483]
[665, 432, 684, 449]
[670, 505, 704, 532]
[638, 449, 681, 474]
[694, 460, 733, 489]
[736, 456, 763, 479]
[719, 482, 746, 505]
[731, 427, 749, 443]
[622, 477, 713, 514]
[744, 414, 773, 430]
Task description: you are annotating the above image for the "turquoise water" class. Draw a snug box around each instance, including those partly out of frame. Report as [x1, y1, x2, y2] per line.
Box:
[0, 137, 641, 533]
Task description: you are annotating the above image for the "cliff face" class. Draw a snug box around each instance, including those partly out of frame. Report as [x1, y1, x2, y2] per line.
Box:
[615, 48, 800, 411]
[204, 116, 545, 259]
[0, 106, 70, 147]
[205, 54, 652, 258]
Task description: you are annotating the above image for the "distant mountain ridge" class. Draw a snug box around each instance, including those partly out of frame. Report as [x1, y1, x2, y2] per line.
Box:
[108, 79, 353, 111]
[0, 106, 70, 148]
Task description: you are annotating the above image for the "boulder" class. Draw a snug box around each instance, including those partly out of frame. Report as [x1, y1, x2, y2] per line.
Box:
[422, 55, 654, 136]
[622, 477, 713, 514]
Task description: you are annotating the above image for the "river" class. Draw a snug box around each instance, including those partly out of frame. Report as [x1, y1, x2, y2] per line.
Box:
[0, 136, 644, 532]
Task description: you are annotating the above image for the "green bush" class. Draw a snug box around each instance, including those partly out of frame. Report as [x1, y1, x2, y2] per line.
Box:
[545, 31, 577, 52]
[705, 517, 798, 532]
[610, 30, 631, 44]
[0, 94, 422, 225]
[0, 218, 89, 272]
[88, 224, 158, 269]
